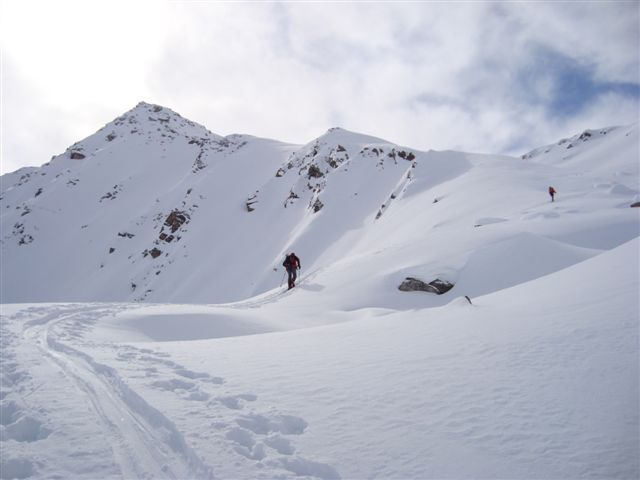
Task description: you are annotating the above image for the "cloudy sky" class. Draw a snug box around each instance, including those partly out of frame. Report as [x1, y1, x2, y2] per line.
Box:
[1, 0, 638, 174]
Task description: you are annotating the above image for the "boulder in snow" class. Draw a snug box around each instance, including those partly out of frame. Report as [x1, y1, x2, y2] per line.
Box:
[398, 277, 454, 294]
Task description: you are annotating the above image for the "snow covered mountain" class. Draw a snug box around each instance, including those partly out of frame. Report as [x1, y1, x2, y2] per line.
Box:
[2, 102, 638, 305]
[1, 103, 638, 479]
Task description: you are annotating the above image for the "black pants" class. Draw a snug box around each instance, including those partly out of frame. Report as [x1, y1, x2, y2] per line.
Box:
[287, 267, 297, 289]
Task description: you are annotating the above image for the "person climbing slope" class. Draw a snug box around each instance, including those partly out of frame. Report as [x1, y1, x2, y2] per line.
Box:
[548, 186, 557, 202]
[283, 252, 301, 290]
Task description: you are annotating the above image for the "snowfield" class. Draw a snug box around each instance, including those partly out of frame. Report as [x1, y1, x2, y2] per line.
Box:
[1, 104, 638, 479]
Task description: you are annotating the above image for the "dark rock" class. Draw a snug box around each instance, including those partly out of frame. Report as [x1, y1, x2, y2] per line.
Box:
[276, 168, 285, 177]
[631, 202, 640, 208]
[118, 232, 135, 238]
[399, 277, 438, 293]
[407, 152, 415, 161]
[429, 279, 454, 294]
[308, 164, 324, 178]
[35, 188, 43, 197]
[164, 210, 189, 233]
[150, 248, 162, 258]
[109, 247, 115, 254]
[578, 131, 592, 141]
[106, 133, 116, 142]
[312, 198, 324, 213]
[18, 235, 33, 245]
[246, 193, 258, 212]
[284, 190, 299, 208]
[336, 145, 346, 152]
[159, 233, 167, 241]
[398, 277, 454, 294]
[70, 151, 85, 160]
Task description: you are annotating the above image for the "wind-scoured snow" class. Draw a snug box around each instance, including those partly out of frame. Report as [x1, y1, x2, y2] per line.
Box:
[1, 105, 638, 479]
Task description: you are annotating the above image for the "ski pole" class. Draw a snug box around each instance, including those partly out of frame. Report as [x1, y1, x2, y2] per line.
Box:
[280, 270, 286, 287]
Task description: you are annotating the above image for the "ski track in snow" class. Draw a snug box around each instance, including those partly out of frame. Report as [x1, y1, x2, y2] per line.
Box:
[110, 343, 340, 479]
[1, 304, 340, 480]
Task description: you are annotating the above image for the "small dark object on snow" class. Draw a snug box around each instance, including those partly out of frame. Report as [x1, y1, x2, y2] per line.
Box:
[312, 198, 324, 213]
[464, 295, 472, 305]
[70, 151, 85, 160]
[630, 202, 640, 208]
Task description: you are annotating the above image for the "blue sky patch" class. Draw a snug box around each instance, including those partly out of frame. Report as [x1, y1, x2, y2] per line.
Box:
[522, 46, 640, 118]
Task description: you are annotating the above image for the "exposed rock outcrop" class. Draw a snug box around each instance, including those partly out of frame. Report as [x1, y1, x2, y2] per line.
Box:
[246, 192, 258, 212]
[312, 198, 324, 213]
[164, 210, 189, 233]
[308, 164, 324, 178]
[398, 277, 454, 294]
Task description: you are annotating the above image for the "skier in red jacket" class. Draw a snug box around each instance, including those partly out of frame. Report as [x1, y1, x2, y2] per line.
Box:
[283, 252, 301, 290]
[548, 186, 556, 202]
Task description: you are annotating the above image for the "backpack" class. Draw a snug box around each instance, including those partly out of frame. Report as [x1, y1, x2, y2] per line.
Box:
[283, 254, 299, 269]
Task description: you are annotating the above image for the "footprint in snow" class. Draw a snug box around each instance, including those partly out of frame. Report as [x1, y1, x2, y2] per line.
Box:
[223, 410, 341, 479]
[216, 394, 257, 410]
[235, 413, 308, 435]
[150, 378, 211, 401]
[116, 345, 225, 385]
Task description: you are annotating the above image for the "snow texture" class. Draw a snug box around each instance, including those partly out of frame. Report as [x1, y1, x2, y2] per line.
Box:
[1, 104, 638, 479]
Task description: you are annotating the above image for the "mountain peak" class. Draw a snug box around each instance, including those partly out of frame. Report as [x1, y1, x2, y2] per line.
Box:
[315, 126, 392, 147]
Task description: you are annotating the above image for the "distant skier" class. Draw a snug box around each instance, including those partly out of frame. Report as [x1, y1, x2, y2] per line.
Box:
[548, 186, 556, 202]
[283, 252, 301, 290]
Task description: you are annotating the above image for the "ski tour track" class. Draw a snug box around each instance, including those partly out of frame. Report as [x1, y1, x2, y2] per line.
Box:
[20, 304, 212, 479]
[4, 303, 342, 480]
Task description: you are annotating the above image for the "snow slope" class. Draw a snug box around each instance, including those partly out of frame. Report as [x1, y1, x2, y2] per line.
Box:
[3, 104, 637, 306]
[1, 106, 638, 479]
[1, 238, 637, 479]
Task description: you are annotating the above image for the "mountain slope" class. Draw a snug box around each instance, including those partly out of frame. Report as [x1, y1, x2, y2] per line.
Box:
[1, 106, 638, 479]
[1, 105, 638, 307]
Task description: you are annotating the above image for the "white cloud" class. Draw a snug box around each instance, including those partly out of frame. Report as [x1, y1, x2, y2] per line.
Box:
[1, 1, 638, 174]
